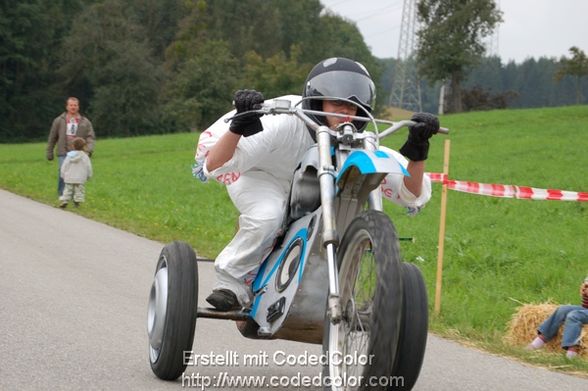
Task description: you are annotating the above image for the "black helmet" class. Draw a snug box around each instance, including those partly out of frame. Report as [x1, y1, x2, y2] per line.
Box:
[302, 57, 376, 132]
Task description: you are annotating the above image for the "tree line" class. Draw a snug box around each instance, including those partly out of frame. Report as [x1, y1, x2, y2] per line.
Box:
[381, 53, 588, 114]
[411, 0, 588, 113]
[0, 0, 380, 141]
[1, 0, 586, 142]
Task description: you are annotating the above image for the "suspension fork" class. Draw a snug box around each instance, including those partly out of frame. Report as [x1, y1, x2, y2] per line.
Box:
[316, 125, 342, 323]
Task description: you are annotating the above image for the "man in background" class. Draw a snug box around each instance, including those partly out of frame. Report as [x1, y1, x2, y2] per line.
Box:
[46, 97, 95, 195]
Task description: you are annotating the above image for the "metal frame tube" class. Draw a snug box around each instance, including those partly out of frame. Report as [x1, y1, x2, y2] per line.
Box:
[316, 126, 338, 245]
[315, 125, 342, 322]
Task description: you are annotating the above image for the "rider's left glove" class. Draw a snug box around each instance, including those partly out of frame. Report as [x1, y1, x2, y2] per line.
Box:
[399, 112, 440, 161]
[229, 89, 265, 137]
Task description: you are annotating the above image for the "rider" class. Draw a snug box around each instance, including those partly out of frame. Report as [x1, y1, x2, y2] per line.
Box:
[196, 57, 440, 311]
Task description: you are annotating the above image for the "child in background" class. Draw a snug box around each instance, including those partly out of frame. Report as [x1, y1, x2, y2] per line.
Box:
[59, 137, 93, 208]
[527, 276, 588, 359]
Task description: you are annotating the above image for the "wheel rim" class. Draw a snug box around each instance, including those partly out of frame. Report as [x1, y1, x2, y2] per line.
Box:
[329, 229, 377, 389]
[147, 257, 169, 363]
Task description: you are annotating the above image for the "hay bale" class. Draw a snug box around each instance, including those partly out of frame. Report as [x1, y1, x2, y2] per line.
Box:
[505, 303, 587, 357]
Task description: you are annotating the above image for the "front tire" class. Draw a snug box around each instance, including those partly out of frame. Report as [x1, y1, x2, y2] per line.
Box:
[323, 210, 403, 390]
[147, 241, 198, 380]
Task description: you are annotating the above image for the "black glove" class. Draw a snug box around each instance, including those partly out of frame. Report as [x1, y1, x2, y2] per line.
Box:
[229, 89, 264, 137]
[399, 112, 440, 161]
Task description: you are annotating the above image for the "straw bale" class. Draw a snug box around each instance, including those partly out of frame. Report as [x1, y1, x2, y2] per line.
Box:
[505, 303, 587, 357]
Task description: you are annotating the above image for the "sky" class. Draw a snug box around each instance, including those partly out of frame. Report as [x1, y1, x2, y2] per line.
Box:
[320, 0, 588, 63]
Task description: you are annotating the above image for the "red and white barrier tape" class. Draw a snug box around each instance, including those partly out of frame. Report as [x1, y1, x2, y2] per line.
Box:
[426, 173, 588, 202]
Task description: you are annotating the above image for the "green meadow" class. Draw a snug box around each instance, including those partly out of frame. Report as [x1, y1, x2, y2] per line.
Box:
[1, 105, 587, 372]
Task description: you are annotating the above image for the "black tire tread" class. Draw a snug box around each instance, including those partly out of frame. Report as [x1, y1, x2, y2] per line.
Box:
[150, 241, 199, 380]
[390, 262, 428, 390]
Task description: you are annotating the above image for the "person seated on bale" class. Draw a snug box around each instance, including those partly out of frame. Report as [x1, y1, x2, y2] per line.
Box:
[526, 276, 588, 359]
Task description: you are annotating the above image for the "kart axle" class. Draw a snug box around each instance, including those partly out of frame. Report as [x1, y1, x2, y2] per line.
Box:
[197, 307, 249, 321]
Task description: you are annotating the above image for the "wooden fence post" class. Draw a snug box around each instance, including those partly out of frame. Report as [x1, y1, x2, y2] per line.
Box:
[434, 139, 451, 315]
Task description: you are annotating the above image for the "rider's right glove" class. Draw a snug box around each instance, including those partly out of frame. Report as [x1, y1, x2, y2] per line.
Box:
[399, 112, 440, 161]
[229, 89, 265, 137]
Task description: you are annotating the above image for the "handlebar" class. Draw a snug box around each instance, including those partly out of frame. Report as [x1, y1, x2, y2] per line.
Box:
[223, 99, 449, 137]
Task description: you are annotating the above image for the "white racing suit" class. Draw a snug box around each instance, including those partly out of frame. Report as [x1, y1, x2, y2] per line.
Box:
[195, 95, 432, 307]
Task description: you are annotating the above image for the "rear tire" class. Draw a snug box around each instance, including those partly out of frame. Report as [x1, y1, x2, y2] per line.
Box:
[323, 210, 403, 390]
[390, 262, 428, 390]
[147, 241, 198, 380]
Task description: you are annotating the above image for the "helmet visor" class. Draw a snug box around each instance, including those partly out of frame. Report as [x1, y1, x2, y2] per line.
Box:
[306, 70, 376, 112]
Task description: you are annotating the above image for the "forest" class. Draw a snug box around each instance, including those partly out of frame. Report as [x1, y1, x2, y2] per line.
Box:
[408, 55, 588, 113]
[1, 0, 586, 141]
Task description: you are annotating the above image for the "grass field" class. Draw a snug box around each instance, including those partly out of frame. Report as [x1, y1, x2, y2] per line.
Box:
[1, 105, 587, 372]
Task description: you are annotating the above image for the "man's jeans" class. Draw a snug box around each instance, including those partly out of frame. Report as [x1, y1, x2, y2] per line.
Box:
[538, 305, 588, 348]
[57, 155, 65, 196]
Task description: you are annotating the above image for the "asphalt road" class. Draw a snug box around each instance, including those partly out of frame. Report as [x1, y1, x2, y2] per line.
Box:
[0, 188, 586, 390]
